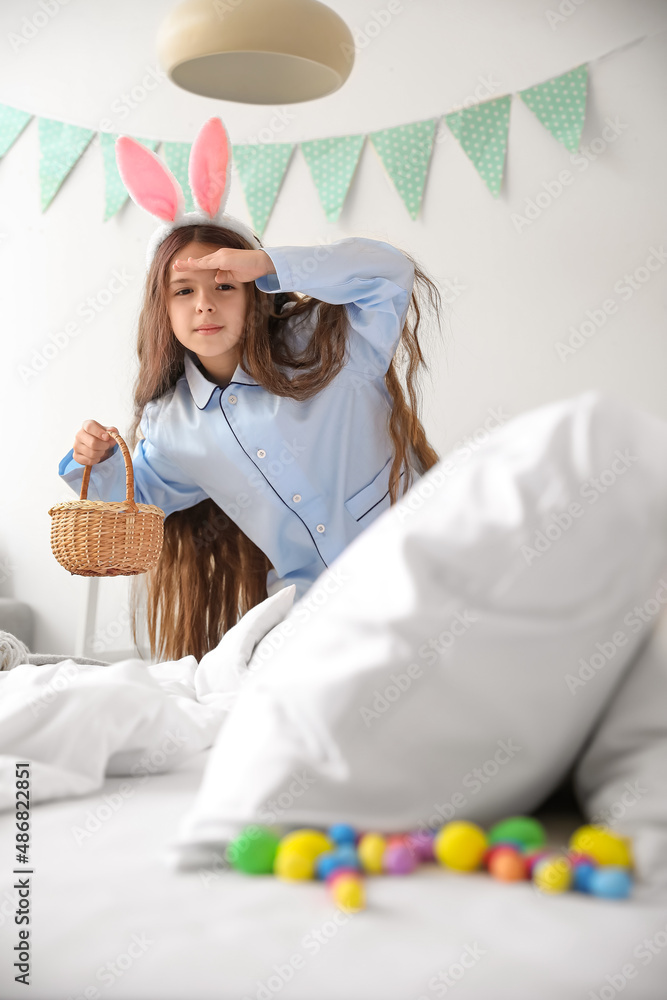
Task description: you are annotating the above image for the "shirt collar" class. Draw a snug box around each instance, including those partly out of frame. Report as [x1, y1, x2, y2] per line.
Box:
[183, 349, 258, 409]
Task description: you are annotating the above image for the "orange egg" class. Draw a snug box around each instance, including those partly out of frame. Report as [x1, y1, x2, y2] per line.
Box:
[488, 846, 528, 882]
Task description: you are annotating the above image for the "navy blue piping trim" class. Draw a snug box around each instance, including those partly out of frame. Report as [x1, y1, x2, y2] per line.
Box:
[193, 380, 261, 411]
[217, 394, 329, 570]
[356, 469, 406, 522]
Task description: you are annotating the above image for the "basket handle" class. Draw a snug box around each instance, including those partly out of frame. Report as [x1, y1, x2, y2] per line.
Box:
[80, 429, 138, 512]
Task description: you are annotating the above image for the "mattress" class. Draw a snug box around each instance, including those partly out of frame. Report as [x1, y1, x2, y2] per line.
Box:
[1, 749, 665, 1000]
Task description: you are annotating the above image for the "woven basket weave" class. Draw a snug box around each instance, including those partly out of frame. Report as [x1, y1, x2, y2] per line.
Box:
[48, 430, 165, 577]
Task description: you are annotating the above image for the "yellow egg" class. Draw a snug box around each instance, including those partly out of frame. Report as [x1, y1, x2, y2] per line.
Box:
[273, 829, 334, 881]
[274, 849, 315, 881]
[434, 822, 487, 872]
[533, 855, 573, 893]
[278, 829, 334, 857]
[330, 874, 366, 912]
[569, 826, 633, 868]
[358, 833, 386, 874]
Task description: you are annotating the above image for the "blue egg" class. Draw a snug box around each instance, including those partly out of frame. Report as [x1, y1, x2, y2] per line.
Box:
[573, 862, 596, 893]
[327, 823, 357, 846]
[315, 846, 361, 880]
[335, 843, 360, 862]
[588, 867, 632, 899]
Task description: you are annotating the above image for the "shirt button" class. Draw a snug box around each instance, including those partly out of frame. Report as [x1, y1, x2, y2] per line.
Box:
[292, 493, 301, 503]
[228, 394, 237, 404]
[257, 449, 266, 458]
[316, 523, 325, 533]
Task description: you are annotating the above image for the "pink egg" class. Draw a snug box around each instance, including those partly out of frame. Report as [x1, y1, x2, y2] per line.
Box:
[568, 851, 596, 867]
[324, 866, 360, 886]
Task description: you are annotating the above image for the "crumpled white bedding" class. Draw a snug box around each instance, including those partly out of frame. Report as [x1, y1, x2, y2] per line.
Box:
[0, 584, 296, 810]
[2, 389, 667, 897]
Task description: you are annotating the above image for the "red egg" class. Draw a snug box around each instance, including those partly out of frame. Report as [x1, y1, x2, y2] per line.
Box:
[385, 834, 410, 848]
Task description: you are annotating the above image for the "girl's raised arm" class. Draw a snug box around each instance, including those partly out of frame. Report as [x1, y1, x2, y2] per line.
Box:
[253, 236, 416, 378]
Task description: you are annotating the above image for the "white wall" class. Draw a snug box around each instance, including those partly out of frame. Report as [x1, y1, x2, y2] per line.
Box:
[0, 0, 666, 657]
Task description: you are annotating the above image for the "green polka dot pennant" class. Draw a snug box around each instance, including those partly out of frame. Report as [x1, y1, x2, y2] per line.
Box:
[0, 104, 32, 158]
[232, 142, 295, 237]
[100, 132, 160, 222]
[38, 117, 95, 212]
[518, 64, 588, 153]
[368, 119, 436, 220]
[300, 134, 365, 222]
[162, 142, 195, 213]
[445, 95, 511, 198]
[445, 110, 462, 142]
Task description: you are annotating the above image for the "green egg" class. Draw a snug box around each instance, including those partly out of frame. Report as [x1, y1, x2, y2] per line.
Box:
[488, 816, 546, 852]
[227, 825, 281, 874]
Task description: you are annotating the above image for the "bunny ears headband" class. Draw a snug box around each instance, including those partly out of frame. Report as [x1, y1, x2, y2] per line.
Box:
[115, 116, 262, 269]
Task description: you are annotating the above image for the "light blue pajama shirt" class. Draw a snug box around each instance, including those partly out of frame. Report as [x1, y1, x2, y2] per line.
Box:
[58, 237, 420, 601]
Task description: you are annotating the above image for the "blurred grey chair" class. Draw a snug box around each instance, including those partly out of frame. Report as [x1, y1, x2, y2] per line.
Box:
[0, 596, 110, 667]
[0, 598, 34, 649]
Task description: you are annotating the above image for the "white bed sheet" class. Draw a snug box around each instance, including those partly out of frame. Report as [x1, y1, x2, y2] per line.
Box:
[1, 749, 666, 1000]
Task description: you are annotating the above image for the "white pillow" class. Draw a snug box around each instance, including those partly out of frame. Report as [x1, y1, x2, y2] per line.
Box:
[193, 584, 296, 710]
[574, 605, 667, 897]
[175, 389, 667, 884]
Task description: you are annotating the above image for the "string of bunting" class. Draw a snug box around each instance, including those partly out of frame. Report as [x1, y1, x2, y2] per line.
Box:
[0, 36, 645, 236]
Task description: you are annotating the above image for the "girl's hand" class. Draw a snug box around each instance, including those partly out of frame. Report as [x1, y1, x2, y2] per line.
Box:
[72, 420, 119, 466]
[172, 248, 276, 283]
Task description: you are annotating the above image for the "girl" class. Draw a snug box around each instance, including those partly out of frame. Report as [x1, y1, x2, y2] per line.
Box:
[58, 118, 444, 664]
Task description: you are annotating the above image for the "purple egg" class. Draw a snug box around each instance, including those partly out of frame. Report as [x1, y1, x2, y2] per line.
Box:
[406, 831, 436, 862]
[384, 843, 418, 874]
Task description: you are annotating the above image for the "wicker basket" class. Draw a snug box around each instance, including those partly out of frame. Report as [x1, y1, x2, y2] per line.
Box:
[48, 430, 165, 577]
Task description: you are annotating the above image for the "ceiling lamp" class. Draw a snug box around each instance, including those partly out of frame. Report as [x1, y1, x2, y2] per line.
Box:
[157, 0, 355, 105]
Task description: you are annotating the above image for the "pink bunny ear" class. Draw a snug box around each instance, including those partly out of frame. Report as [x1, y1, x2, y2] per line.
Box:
[115, 136, 185, 222]
[188, 116, 231, 218]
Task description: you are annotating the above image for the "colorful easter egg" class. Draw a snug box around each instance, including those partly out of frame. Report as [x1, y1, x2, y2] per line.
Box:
[273, 829, 334, 881]
[533, 854, 573, 893]
[329, 872, 366, 912]
[227, 825, 281, 874]
[358, 833, 386, 874]
[488, 817, 546, 852]
[434, 822, 487, 872]
[488, 846, 528, 882]
[316, 845, 361, 880]
[406, 830, 436, 862]
[384, 843, 418, 874]
[588, 866, 632, 899]
[569, 826, 632, 868]
[327, 823, 357, 847]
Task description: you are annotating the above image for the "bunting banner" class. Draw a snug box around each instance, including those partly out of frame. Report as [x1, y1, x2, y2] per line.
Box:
[0, 103, 31, 157]
[518, 64, 588, 153]
[232, 141, 295, 235]
[300, 134, 365, 222]
[0, 35, 648, 233]
[445, 96, 511, 197]
[37, 117, 95, 212]
[368, 119, 437, 220]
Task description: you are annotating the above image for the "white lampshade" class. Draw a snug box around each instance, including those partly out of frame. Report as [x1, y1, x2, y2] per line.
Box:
[157, 0, 355, 104]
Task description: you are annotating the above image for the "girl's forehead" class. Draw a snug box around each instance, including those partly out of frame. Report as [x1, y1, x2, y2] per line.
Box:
[171, 241, 219, 263]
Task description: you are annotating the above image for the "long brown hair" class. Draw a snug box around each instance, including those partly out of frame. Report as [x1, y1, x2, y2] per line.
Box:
[127, 225, 445, 662]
